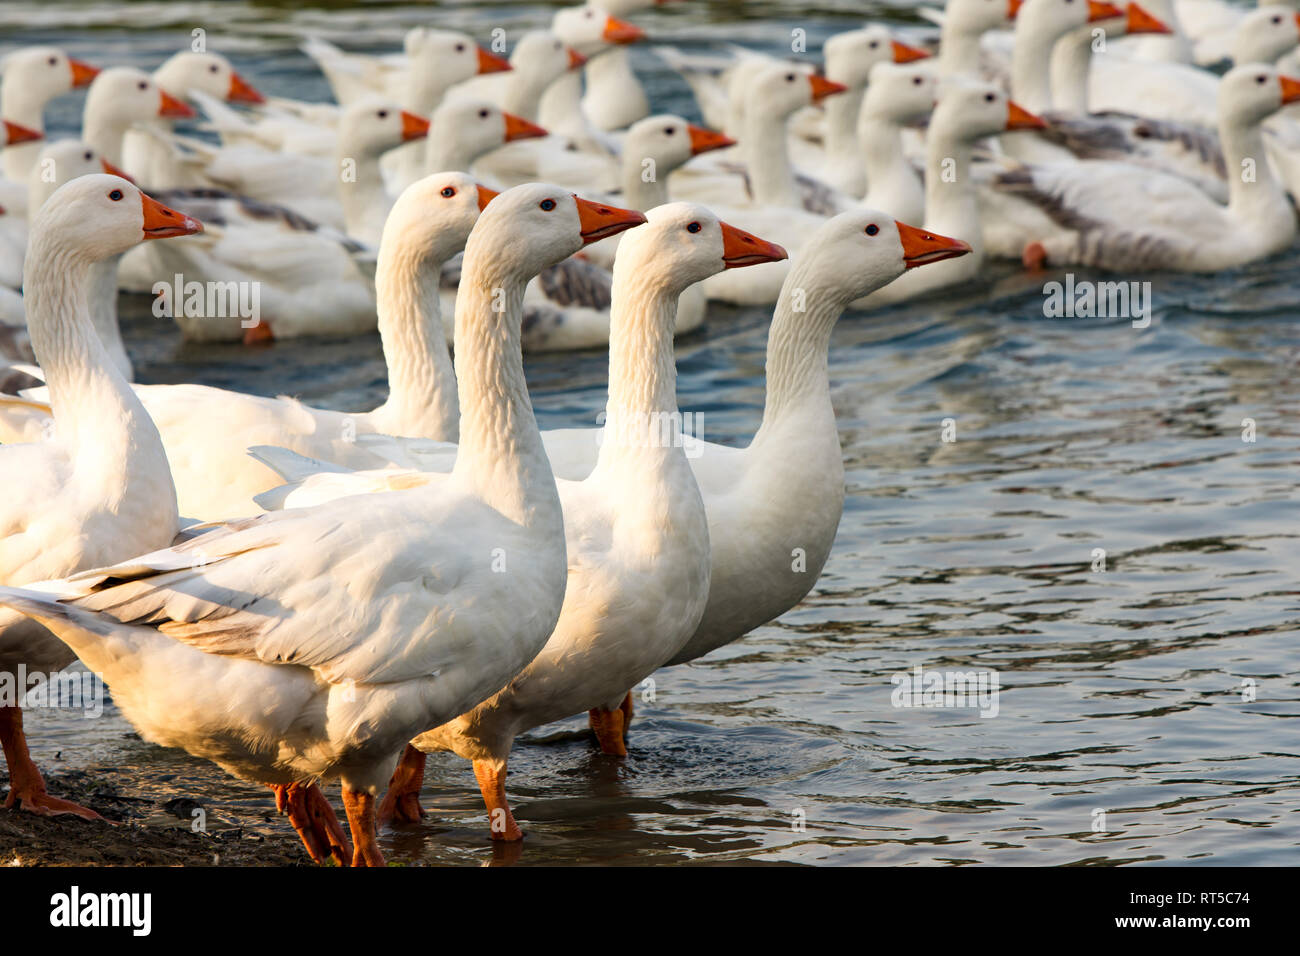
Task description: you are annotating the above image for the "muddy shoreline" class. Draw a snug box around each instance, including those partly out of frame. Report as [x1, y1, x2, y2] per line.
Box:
[1, 768, 313, 867]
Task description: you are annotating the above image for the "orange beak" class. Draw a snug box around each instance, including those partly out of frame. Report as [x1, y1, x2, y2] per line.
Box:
[567, 47, 588, 70]
[720, 221, 788, 269]
[896, 221, 972, 269]
[891, 40, 930, 64]
[1125, 3, 1171, 35]
[1280, 74, 1300, 105]
[1006, 99, 1047, 130]
[603, 16, 646, 44]
[503, 112, 548, 142]
[477, 47, 512, 75]
[687, 123, 735, 155]
[69, 58, 99, 88]
[2, 120, 42, 146]
[227, 71, 265, 104]
[573, 195, 647, 244]
[159, 88, 196, 119]
[1008, 0, 1024, 18]
[1087, 1, 1125, 22]
[476, 184, 499, 211]
[140, 191, 204, 240]
[101, 158, 135, 183]
[809, 74, 849, 102]
[400, 110, 431, 141]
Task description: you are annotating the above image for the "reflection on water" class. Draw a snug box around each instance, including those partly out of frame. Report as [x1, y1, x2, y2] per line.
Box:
[7, 1, 1299, 865]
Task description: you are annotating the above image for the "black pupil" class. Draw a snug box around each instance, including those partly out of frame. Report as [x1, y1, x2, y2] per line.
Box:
[541, 199, 555, 210]
[687, 222, 700, 233]
[480, 110, 488, 117]
[441, 187, 454, 197]
[866, 224, 878, 235]
[139, 82, 147, 89]
[986, 93, 995, 101]
[84, 152, 92, 160]
[379, 111, 387, 118]
[109, 190, 122, 200]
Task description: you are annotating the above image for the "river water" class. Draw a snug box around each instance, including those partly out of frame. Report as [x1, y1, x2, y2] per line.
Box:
[4, 0, 1297, 865]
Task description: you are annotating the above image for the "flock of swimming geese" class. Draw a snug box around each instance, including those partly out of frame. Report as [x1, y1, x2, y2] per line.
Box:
[0, 0, 1296, 865]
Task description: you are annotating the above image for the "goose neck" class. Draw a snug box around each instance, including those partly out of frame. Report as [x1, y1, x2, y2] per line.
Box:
[373, 239, 458, 441]
[335, 147, 390, 239]
[744, 100, 800, 207]
[1222, 114, 1284, 218]
[858, 112, 912, 194]
[598, 264, 681, 464]
[1050, 26, 1094, 113]
[923, 127, 982, 249]
[939, 21, 985, 77]
[758, 258, 845, 432]
[620, 155, 670, 210]
[1010, 21, 1058, 113]
[824, 84, 866, 160]
[451, 259, 555, 525]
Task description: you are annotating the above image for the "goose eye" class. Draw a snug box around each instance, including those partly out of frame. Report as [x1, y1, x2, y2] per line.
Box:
[84, 151, 93, 160]
[785, 73, 796, 82]
[913, 76, 923, 85]
[540, 198, 557, 211]
[108, 189, 123, 201]
[209, 64, 219, 73]
[865, 223, 879, 236]
[138, 81, 148, 90]
[869, 41, 879, 49]
[687, 221, 701, 233]
[1258, 75, 1268, 83]
[664, 126, 675, 135]
[455, 44, 466, 53]
[1273, 15, 1283, 24]
[985, 92, 996, 102]
[479, 108, 489, 118]
[48, 57, 57, 67]
[378, 110, 388, 119]
[440, 186, 456, 198]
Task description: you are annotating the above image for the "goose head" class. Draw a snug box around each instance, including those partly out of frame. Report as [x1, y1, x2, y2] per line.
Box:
[824, 26, 929, 91]
[622, 114, 734, 176]
[1217, 62, 1300, 127]
[383, 171, 495, 266]
[553, 5, 646, 58]
[26, 141, 133, 214]
[801, 209, 972, 302]
[339, 98, 430, 158]
[2, 120, 43, 148]
[32, 174, 202, 263]
[1231, 7, 1300, 64]
[1017, 0, 1125, 49]
[466, 183, 645, 281]
[85, 67, 196, 131]
[861, 63, 939, 125]
[0, 47, 98, 115]
[433, 99, 547, 161]
[618, 202, 786, 293]
[947, 0, 1024, 36]
[151, 51, 265, 105]
[508, 30, 587, 92]
[747, 64, 848, 123]
[404, 28, 511, 86]
[935, 82, 1046, 141]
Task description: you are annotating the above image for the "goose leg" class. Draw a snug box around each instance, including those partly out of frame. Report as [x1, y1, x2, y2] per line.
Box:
[0, 704, 104, 821]
[587, 705, 627, 757]
[619, 691, 634, 740]
[472, 758, 522, 842]
[341, 784, 385, 867]
[272, 782, 350, 866]
[378, 743, 426, 826]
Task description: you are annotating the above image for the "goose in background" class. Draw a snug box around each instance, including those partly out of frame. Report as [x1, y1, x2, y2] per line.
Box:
[857, 63, 940, 227]
[0, 47, 98, 189]
[120, 51, 265, 190]
[1, 120, 44, 287]
[0, 174, 200, 822]
[0, 184, 645, 867]
[539, 5, 645, 147]
[449, 30, 587, 123]
[581, 0, 679, 131]
[1004, 64, 1300, 271]
[934, 0, 1023, 79]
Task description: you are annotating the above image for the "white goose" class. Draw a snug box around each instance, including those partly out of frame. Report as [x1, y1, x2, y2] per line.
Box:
[1004, 63, 1300, 271]
[0, 47, 98, 189]
[857, 63, 940, 227]
[379, 204, 786, 839]
[580, 0, 675, 131]
[0, 119, 44, 293]
[935, 0, 1023, 79]
[0, 184, 645, 867]
[0, 174, 200, 821]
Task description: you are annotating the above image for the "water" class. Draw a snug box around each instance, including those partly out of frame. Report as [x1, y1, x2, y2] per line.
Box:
[6, 1, 1298, 866]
